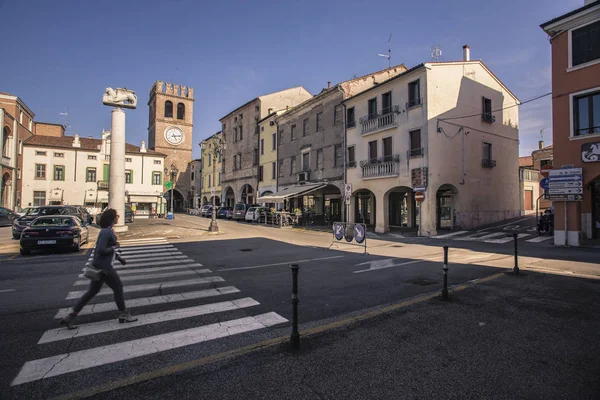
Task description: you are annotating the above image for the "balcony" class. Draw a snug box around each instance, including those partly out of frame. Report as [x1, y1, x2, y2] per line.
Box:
[481, 113, 496, 123]
[360, 155, 400, 179]
[482, 159, 496, 168]
[359, 106, 399, 135]
[406, 148, 424, 158]
[97, 181, 109, 190]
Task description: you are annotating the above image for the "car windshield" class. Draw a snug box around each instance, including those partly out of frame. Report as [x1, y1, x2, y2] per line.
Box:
[234, 204, 245, 211]
[32, 217, 74, 227]
[26, 208, 63, 216]
[247, 208, 256, 212]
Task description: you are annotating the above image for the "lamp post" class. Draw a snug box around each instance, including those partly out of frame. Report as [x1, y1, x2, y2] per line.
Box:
[201, 135, 226, 232]
[164, 164, 179, 219]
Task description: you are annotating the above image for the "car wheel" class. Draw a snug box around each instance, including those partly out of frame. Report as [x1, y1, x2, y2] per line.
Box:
[13, 234, 20, 240]
[20, 248, 31, 256]
[73, 235, 81, 252]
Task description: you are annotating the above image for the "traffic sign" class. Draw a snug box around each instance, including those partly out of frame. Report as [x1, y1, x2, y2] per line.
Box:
[344, 224, 354, 242]
[333, 222, 344, 241]
[345, 195, 351, 205]
[540, 178, 549, 190]
[354, 224, 366, 244]
[547, 168, 583, 201]
[550, 167, 582, 176]
[165, 181, 173, 190]
[344, 183, 352, 197]
[547, 194, 583, 201]
[548, 188, 582, 194]
[413, 186, 426, 192]
[540, 164, 554, 178]
[211, 186, 216, 196]
[414, 191, 425, 203]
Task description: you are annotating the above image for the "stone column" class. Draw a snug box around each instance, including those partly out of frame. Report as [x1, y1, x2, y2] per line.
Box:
[108, 107, 128, 232]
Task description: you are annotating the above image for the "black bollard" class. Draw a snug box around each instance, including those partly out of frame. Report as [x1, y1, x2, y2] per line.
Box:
[513, 233, 520, 275]
[290, 264, 300, 349]
[442, 245, 449, 301]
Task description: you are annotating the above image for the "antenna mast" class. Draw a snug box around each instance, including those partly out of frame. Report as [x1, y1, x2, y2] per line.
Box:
[431, 45, 442, 62]
[377, 34, 392, 68]
[58, 107, 70, 133]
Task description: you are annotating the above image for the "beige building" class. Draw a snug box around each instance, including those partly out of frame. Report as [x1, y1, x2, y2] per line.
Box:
[189, 158, 202, 209]
[219, 87, 312, 207]
[199, 131, 223, 206]
[345, 47, 520, 235]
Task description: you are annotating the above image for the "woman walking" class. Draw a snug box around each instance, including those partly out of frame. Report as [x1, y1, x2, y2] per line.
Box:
[60, 208, 137, 329]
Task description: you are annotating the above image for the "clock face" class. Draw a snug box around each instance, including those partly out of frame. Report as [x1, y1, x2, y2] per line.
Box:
[164, 127, 184, 145]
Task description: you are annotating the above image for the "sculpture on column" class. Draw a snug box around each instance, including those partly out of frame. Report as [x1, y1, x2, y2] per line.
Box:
[103, 88, 138, 109]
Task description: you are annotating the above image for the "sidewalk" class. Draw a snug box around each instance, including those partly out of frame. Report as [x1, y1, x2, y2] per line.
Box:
[92, 271, 600, 400]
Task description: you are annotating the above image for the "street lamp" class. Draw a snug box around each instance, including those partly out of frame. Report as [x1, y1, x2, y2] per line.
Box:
[200, 135, 226, 232]
[164, 164, 179, 219]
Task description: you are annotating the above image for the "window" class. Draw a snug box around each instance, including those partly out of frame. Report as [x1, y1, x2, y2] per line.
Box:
[334, 105, 343, 126]
[177, 103, 185, 119]
[234, 117, 237, 123]
[347, 146, 356, 167]
[33, 191, 46, 207]
[368, 140, 378, 162]
[154, 159, 161, 165]
[279, 128, 284, 144]
[303, 118, 309, 136]
[153, 172, 161, 185]
[316, 113, 323, 132]
[272, 133, 276, 150]
[233, 127, 238, 142]
[260, 138, 264, 155]
[88, 155, 97, 160]
[125, 157, 132, 163]
[290, 157, 297, 174]
[255, 105, 260, 112]
[347, 107, 355, 128]
[272, 162, 276, 179]
[233, 155, 237, 170]
[409, 129, 422, 157]
[291, 124, 297, 141]
[222, 123, 226, 131]
[218, 172, 221, 185]
[18, 140, 22, 155]
[35, 164, 46, 179]
[36, 151, 46, 156]
[382, 92, 392, 115]
[86, 168, 96, 182]
[302, 152, 310, 171]
[208, 175, 211, 188]
[368, 98, 378, 119]
[482, 97, 494, 123]
[164, 101, 173, 118]
[253, 148, 259, 166]
[125, 170, 132, 184]
[54, 152, 64, 158]
[334, 144, 343, 167]
[259, 165, 264, 182]
[572, 20, 600, 67]
[238, 153, 242, 169]
[239, 124, 243, 140]
[382, 137, 392, 161]
[208, 157, 211, 167]
[191, 171, 195, 182]
[218, 152, 222, 163]
[482, 142, 494, 167]
[54, 165, 65, 181]
[540, 159, 553, 168]
[573, 91, 600, 136]
[317, 149, 324, 170]
[408, 80, 421, 107]
[279, 159, 284, 178]
[261, 126, 264, 132]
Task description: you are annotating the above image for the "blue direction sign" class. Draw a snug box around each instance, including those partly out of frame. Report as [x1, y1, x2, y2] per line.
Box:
[540, 178, 549, 190]
[547, 168, 583, 201]
[344, 224, 355, 242]
[354, 224, 366, 244]
[333, 222, 344, 241]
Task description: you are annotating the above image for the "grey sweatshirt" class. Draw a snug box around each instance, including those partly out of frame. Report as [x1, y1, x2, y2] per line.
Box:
[92, 228, 117, 271]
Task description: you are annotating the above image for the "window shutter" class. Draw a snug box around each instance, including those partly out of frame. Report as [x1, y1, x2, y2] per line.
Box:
[103, 164, 110, 181]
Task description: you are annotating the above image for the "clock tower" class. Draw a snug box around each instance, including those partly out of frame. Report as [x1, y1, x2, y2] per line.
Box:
[148, 81, 194, 211]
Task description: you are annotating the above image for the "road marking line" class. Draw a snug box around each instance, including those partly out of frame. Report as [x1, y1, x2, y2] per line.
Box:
[218, 255, 345, 272]
[103, 252, 184, 260]
[82, 265, 209, 276]
[65, 277, 225, 300]
[354, 257, 442, 273]
[13, 312, 287, 386]
[118, 237, 166, 243]
[7, 254, 19, 260]
[86, 258, 194, 268]
[476, 217, 533, 232]
[115, 261, 202, 270]
[526, 236, 554, 243]
[90, 248, 180, 256]
[484, 233, 531, 244]
[40, 297, 260, 344]
[0, 289, 16, 293]
[431, 230, 468, 239]
[73, 270, 210, 285]
[54, 286, 241, 319]
[93, 244, 175, 252]
[456, 232, 505, 241]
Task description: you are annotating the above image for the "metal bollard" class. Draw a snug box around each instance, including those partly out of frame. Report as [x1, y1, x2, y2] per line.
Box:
[442, 245, 449, 301]
[513, 233, 520, 275]
[290, 264, 300, 349]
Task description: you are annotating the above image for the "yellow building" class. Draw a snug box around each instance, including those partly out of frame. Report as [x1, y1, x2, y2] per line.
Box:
[257, 112, 282, 204]
[200, 131, 223, 206]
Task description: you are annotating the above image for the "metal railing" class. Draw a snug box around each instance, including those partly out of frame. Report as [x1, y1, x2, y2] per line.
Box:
[481, 113, 496, 123]
[347, 120, 356, 128]
[359, 106, 399, 135]
[482, 159, 497, 168]
[360, 155, 400, 178]
[406, 97, 422, 108]
[347, 160, 357, 168]
[407, 148, 424, 158]
[97, 181, 109, 190]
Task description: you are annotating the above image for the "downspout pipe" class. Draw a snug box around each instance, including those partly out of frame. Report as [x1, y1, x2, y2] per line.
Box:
[12, 117, 18, 209]
[337, 85, 347, 222]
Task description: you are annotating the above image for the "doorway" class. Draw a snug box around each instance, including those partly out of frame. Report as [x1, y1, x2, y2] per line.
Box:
[436, 184, 458, 231]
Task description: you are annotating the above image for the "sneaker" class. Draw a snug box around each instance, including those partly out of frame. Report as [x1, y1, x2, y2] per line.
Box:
[118, 310, 138, 323]
[59, 313, 78, 330]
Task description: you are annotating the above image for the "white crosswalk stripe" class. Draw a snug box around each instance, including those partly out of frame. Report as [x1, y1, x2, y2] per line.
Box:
[526, 235, 554, 243]
[12, 237, 288, 387]
[432, 230, 548, 245]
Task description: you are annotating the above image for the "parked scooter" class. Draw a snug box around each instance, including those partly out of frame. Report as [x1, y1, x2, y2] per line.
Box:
[537, 210, 554, 236]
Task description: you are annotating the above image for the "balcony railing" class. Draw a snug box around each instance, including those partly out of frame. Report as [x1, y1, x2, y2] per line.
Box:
[97, 181, 109, 190]
[359, 106, 399, 135]
[360, 155, 400, 179]
[406, 97, 422, 109]
[481, 113, 496, 123]
[482, 159, 496, 168]
[407, 148, 424, 158]
[347, 120, 356, 128]
[347, 160, 357, 168]
[520, 168, 540, 182]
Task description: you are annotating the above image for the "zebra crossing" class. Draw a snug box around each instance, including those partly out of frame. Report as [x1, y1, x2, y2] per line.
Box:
[431, 230, 554, 244]
[11, 237, 288, 387]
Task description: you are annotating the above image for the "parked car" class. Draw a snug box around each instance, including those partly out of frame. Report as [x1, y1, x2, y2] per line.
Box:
[199, 205, 211, 217]
[244, 207, 258, 222]
[225, 208, 234, 219]
[217, 207, 232, 219]
[16, 206, 38, 217]
[96, 204, 134, 225]
[13, 206, 84, 239]
[0, 207, 18, 227]
[233, 203, 256, 221]
[73, 206, 94, 225]
[201, 206, 213, 217]
[19, 215, 89, 255]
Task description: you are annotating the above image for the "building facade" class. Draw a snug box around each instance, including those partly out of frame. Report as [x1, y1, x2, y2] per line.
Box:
[189, 158, 202, 209]
[345, 52, 520, 235]
[257, 112, 280, 205]
[219, 87, 312, 207]
[199, 131, 223, 206]
[1, 92, 36, 210]
[22, 127, 166, 217]
[541, 0, 600, 244]
[147, 81, 194, 212]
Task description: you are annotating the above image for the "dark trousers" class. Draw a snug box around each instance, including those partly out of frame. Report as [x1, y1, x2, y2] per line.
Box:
[73, 268, 125, 313]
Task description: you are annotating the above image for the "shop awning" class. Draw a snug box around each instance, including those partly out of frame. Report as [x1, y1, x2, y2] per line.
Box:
[48, 189, 63, 201]
[129, 195, 163, 203]
[257, 183, 326, 203]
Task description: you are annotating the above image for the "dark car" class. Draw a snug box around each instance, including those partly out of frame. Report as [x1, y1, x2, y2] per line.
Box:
[20, 215, 89, 255]
[12, 206, 84, 239]
[217, 207, 232, 219]
[96, 205, 134, 224]
[233, 203, 257, 221]
[0, 207, 18, 227]
[73, 206, 94, 225]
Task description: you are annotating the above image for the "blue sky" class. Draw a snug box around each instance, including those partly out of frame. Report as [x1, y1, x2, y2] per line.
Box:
[0, 0, 585, 158]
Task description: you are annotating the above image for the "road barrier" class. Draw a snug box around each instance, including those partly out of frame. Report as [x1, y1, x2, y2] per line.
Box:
[290, 264, 300, 350]
[513, 233, 520, 275]
[328, 222, 368, 255]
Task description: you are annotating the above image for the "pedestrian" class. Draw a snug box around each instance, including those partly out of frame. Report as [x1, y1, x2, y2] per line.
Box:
[60, 208, 137, 329]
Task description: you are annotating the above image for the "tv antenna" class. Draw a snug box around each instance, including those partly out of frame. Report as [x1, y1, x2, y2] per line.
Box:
[431, 45, 442, 61]
[58, 107, 70, 132]
[377, 33, 392, 68]
[540, 128, 545, 141]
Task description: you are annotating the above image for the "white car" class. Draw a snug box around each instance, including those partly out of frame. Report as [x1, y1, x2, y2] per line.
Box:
[245, 207, 258, 222]
[199, 205, 211, 217]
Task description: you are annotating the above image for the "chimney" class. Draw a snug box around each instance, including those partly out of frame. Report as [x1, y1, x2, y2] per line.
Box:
[140, 140, 147, 153]
[327, 81, 331, 89]
[538, 140, 544, 150]
[463, 45, 470, 61]
[72, 134, 81, 148]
